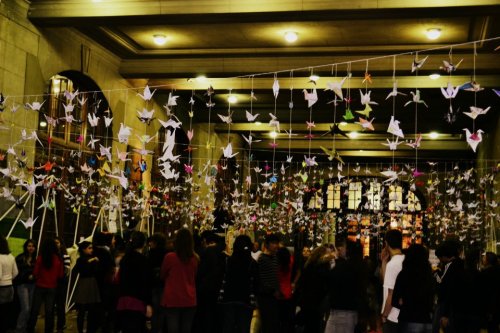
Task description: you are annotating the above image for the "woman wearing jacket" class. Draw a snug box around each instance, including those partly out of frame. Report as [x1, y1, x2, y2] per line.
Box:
[73, 241, 101, 333]
[27, 238, 64, 333]
[15, 239, 36, 333]
[161, 228, 199, 333]
[0, 234, 19, 333]
[219, 234, 258, 333]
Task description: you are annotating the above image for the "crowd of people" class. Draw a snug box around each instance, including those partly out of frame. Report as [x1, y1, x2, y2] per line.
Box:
[0, 228, 499, 333]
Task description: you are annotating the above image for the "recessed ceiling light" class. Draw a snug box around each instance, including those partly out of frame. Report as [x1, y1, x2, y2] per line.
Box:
[359, 149, 364, 152]
[255, 121, 262, 126]
[339, 122, 347, 126]
[309, 75, 320, 82]
[426, 28, 441, 40]
[429, 73, 441, 80]
[348, 131, 359, 139]
[195, 75, 207, 82]
[429, 132, 439, 139]
[269, 131, 278, 138]
[227, 95, 238, 104]
[153, 34, 167, 46]
[284, 31, 298, 43]
[40, 121, 47, 128]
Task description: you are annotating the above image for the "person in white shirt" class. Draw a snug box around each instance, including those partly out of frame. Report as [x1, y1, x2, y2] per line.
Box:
[0, 233, 19, 333]
[380, 229, 404, 333]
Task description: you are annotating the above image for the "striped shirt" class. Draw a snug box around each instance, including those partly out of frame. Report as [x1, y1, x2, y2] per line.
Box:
[257, 253, 279, 296]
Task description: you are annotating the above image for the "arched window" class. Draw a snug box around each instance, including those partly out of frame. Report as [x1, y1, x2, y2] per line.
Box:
[388, 185, 403, 211]
[366, 181, 382, 211]
[348, 181, 362, 210]
[326, 183, 341, 209]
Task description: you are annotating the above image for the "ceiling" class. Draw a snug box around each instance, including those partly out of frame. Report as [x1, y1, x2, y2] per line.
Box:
[28, 0, 500, 164]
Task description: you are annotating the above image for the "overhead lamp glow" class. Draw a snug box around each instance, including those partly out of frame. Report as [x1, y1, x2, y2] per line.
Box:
[348, 131, 359, 139]
[255, 121, 262, 126]
[227, 95, 238, 104]
[429, 73, 441, 80]
[284, 31, 298, 43]
[339, 122, 347, 126]
[153, 34, 167, 46]
[309, 75, 320, 82]
[426, 28, 441, 40]
[40, 121, 47, 128]
[429, 132, 440, 139]
[269, 131, 278, 139]
[196, 75, 207, 82]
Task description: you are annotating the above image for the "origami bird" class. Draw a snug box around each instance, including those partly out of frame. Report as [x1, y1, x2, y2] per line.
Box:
[118, 123, 132, 144]
[387, 116, 404, 138]
[381, 137, 403, 150]
[356, 117, 375, 131]
[272, 79, 279, 99]
[463, 128, 484, 152]
[320, 123, 348, 138]
[406, 133, 422, 149]
[303, 89, 318, 108]
[325, 75, 349, 100]
[137, 108, 155, 124]
[222, 143, 238, 158]
[87, 113, 100, 127]
[137, 85, 156, 101]
[440, 59, 464, 73]
[245, 110, 259, 122]
[355, 104, 373, 118]
[463, 106, 490, 120]
[320, 146, 344, 164]
[404, 90, 428, 108]
[386, 81, 407, 100]
[441, 83, 460, 99]
[411, 55, 428, 72]
[359, 90, 378, 106]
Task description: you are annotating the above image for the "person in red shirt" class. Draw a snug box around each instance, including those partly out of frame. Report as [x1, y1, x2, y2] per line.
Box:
[277, 246, 295, 332]
[27, 238, 64, 333]
[160, 228, 199, 333]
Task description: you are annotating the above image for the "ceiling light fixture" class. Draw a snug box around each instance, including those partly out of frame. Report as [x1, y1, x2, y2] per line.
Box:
[227, 95, 238, 104]
[153, 34, 167, 46]
[348, 131, 359, 139]
[429, 73, 441, 80]
[429, 132, 440, 139]
[195, 75, 207, 82]
[339, 122, 347, 126]
[40, 121, 47, 128]
[255, 121, 262, 126]
[309, 75, 320, 82]
[269, 131, 278, 138]
[284, 31, 298, 43]
[426, 28, 441, 40]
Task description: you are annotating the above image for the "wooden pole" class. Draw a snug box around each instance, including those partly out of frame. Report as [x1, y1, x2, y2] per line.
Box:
[0, 191, 29, 222]
[6, 194, 31, 239]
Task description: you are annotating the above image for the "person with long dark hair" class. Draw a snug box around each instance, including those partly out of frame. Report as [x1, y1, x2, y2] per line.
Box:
[147, 233, 168, 333]
[161, 228, 199, 333]
[73, 241, 101, 333]
[0, 233, 18, 333]
[15, 239, 36, 333]
[116, 231, 153, 333]
[392, 244, 435, 333]
[219, 234, 258, 333]
[54, 236, 70, 333]
[27, 238, 64, 333]
[277, 246, 294, 332]
[294, 245, 333, 333]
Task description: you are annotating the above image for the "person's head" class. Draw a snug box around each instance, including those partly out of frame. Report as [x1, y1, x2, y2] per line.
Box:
[93, 232, 110, 247]
[277, 246, 291, 272]
[0, 234, 10, 255]
[232, 234, 253, 256]
[112, 234, 125, 251]
[264, 233, 280, 255]
[385, 229, 403, 252]
[78, 241, 93, 256]
[54, 236, 67, 255]
[335, 237, 347, 259]
[403, 244, 429, 271]
[302, 246, 311, 259]
[200, 230, 217, 248]
[148, 233, 167, 251]
[346, 240, 363, 262]
[40, 238, 58, 268]
[435, 240, 459, 263]
[128, 231, 146, 253]
[23, 239, 36, 257]
[175, 228, 196, 263]
[305, 245, 330, 268]
[252, 241, 260, 253]
[481, 252, 498, 269]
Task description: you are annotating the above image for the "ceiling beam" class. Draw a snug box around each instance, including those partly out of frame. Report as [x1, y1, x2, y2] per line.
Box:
[145, 75, 498, 90]
[28, 1, 500, 20]
[250, 139, 468, 150]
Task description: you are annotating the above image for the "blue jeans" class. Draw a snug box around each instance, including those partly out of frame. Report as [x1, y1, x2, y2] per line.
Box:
[16, 284, 35, 332]
[401, 322, 432, 333]
[324, 310, 358, 333]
